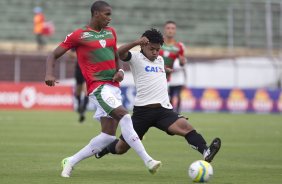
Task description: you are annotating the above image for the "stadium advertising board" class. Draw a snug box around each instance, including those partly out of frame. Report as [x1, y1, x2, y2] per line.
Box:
[121, 87, 282, 113]
[0, 82, 73, 110]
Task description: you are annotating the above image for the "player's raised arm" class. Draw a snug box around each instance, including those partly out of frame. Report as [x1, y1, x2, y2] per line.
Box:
[118, 37, 149, 60]
[45, 46, 69, 86]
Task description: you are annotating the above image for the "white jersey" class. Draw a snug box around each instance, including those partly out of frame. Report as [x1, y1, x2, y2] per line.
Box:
[125, 51, 173, 109]
[169, 59, 186, 86]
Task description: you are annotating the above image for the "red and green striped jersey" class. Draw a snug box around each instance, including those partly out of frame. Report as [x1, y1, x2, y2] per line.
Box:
[159, 41, 185, 81]
[159, 42, 185, 69]
[59, 26, 119, 95]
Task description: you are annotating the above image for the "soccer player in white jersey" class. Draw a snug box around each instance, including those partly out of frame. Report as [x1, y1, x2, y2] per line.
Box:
[95, 28, 221, 163]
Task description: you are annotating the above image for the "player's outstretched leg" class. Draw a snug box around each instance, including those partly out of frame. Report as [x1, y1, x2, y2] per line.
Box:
[61, 157, 73, 177]
[118, 114, 161, 174]
[203, 138, 221, 163]
[95, 139, 118, 159]
[60, 132, 116, 177]
[95, 147, 162, 174]
[96, 135, 162, 174]
[95, 147, 110, 159]
[146, 160, 162, 174]
[184, 129, 221, 163]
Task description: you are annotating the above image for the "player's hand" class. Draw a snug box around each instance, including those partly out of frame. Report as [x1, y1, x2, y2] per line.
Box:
[179, 56, 187, 66]
[165, 68, 173, 74]
[112, 71, 124, 82]
[45, 75, 58, 86]
[136, 37, 149, 46]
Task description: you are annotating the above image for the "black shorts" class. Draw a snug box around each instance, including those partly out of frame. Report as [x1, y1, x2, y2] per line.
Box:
[169, 85, 183, 98]
[120, 106, 184, 141]
[75, 63, 85, 85]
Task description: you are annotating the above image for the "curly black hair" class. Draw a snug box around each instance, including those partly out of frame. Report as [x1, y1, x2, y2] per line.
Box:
[142, 28, 164, 46]
[91, 1, 111, 16]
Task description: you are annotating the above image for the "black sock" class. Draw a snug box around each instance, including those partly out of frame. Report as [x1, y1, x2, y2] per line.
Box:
[81, 96, 89, 112]
[107, 139, 119, 154]
[185, 130, 208, 154]
[75, 95, 81, 109]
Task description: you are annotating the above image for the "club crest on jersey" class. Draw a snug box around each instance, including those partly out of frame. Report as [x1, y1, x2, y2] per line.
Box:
[99, 39, 106, 48]
[163, 50, 170, 57]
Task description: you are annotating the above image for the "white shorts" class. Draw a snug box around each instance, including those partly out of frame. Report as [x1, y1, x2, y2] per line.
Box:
[89, 84, 122, 121]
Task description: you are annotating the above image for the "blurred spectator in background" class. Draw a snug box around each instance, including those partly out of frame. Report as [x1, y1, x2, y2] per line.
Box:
[159, 20, 187, 113]
[69, 49, 89, 123]
[33, 6, 46, 50]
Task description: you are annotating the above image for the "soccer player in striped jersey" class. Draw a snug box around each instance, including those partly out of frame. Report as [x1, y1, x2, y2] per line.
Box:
[159, 21, 187, 112]
[159, 20, 186, 81]
[45, 1, 161, 177]
[95, 28, 221, 165]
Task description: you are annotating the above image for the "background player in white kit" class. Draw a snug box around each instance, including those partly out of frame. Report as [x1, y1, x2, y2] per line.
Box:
[95, 28, 221, 163]
[168, 58, 187, 113]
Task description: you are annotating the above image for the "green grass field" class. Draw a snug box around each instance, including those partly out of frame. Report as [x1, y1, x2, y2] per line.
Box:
[0, 110, 281, 184]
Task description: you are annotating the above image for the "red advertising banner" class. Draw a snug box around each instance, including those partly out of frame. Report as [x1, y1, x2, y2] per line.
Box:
[0, 82, 73, 110]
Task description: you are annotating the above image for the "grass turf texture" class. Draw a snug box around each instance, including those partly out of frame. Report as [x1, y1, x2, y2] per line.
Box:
[0, 110, 281, 184]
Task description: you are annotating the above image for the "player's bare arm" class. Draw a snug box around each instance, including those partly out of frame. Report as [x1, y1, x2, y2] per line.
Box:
[118, 37, 149, 60]
[112, 51, 124, 82]
[45, 46, 69, 86]
[165, 67, 173, 74]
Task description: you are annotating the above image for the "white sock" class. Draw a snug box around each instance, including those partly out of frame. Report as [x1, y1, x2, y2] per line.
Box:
[119, 114, 153, 164]
[69, 132, 116, 166]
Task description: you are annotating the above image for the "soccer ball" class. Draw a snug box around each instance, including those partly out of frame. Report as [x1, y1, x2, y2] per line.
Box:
[188, 160, 213, 183]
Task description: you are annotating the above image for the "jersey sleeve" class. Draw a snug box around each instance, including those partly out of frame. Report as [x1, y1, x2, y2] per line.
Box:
[109, 27, 119, 65]
[128, 51, 139, 64]
[177, 42, 185, 57]
[108, 27, 118, 52]
[59, 29, 81, 49]
[121, 51, 132, 62]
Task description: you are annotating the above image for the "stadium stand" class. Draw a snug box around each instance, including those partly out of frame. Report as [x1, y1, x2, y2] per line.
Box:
[1, 0, 281, 49]
[0, 0, 281, 82]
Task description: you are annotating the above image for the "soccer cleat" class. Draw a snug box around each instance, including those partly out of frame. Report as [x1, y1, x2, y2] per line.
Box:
[95, 148, 110, 159]
[204, 138, 221, 163]
[146, 160, 162, 174]
[61, 157, 73, 178]
[79, 114, 85, 123]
